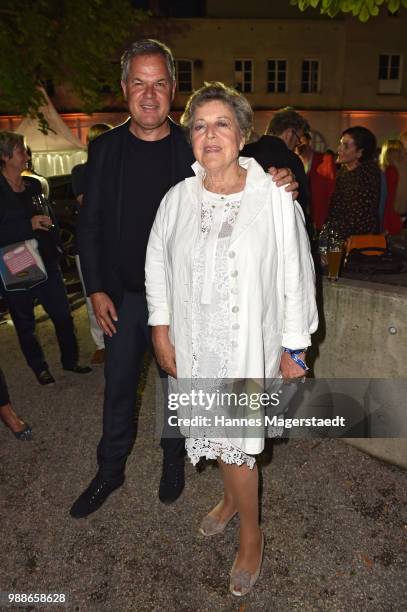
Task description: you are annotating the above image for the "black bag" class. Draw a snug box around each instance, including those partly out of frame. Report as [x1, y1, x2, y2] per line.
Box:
[345, 247, 406, 275]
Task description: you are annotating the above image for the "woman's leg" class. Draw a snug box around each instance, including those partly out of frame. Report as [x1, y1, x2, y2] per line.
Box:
[221, 461, 262, 574]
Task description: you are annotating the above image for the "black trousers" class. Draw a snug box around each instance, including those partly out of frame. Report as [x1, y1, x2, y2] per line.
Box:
[0, 266, 78, 374]
[97, 291, 185, 478]
[0, 368, 10, 407]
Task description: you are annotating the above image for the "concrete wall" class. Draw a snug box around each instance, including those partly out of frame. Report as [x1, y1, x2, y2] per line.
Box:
[312, 278, 407, 468]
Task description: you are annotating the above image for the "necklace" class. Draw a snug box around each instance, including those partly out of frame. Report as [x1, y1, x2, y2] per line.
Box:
[3, 172, 24, 192]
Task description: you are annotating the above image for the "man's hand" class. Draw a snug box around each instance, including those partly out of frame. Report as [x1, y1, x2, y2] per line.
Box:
[31, 215, 52, 231]
[152, 325, 177, 378]
[90, 292, 118, 337]
[268, 167, 299, 201]
[280, 351, 306, 381]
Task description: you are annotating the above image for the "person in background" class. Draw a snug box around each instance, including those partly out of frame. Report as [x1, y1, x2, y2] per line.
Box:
[22, 146, 50, 198]
[399, 130, 407, 160]
[325, 126, 380, 239]
[243, 107, 309, 214]
[296, 132, 336, 231]
[0, 367, 32, 441]
[0, 131, 91, 385]
[379, 140, 407, 234]
[71, 124, 112, 365]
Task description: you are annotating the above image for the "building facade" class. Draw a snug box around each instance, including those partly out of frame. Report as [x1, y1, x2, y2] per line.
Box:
[1, 7, 406, 150]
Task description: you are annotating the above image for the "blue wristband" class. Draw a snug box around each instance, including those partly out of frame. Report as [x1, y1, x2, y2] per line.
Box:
[283, 348, 309, 371]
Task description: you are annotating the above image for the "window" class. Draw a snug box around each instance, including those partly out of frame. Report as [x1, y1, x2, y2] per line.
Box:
[301, 60, 320, 93]
[234, 59, 253, 93]
[267, 60, 287, 93]
[175, 59, 193, 93]
[378, 54, 402, 94]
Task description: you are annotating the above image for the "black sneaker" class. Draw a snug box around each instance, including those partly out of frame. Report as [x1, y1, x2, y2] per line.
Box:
[158, 460, 185, 504]
[69, 473, 124, 519]
[63, 364, 92, 374]
[35, 369, 55, 386]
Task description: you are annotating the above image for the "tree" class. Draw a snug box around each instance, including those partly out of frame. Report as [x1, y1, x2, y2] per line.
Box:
[0, 0, 147, 128]
[290, 0, 407, 21]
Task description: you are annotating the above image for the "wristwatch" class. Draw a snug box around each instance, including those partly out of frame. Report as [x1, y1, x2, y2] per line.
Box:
[283, 347, 308, 371]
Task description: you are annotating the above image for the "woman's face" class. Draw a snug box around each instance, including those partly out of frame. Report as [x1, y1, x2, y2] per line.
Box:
[191, 100, 244, 173]
[337, 134, 362, 168]
[2, 144, 28, 174]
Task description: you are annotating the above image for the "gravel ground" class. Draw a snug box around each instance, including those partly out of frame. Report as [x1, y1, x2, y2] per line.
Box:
[0, 306, 406, 612]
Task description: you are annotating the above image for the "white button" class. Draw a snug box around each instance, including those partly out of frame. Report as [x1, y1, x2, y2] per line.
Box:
[232, 341, 238, 348]
[231, 288, 238, 295]
[231, 270, 238, 278]
[228, 251, 236, 258]
[232, 323, 240, 330]
[232, 306, 239, 313]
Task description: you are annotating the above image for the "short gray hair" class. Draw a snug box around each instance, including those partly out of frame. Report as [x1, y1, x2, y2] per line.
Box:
[180, 82, 253, 143]
[121, 39, 175, 83]
[267, 107, 310, 136]
[0, 131, 25, 170]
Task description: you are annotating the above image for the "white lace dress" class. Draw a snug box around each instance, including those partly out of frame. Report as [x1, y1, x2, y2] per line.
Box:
[185, 188, 256, 469]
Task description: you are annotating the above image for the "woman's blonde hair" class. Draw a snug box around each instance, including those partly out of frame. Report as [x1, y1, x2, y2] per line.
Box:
[380, 139, 404, 168]
[380, 139, 407, 215]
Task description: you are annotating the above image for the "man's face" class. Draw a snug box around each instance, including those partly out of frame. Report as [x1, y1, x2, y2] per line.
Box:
[286, 127, 304, 152]
[121, 53, 175, 139]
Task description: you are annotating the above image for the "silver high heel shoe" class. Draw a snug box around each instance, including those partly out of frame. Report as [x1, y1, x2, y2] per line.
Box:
[229, 532, 265, 597]
[199, 510, 237, 536]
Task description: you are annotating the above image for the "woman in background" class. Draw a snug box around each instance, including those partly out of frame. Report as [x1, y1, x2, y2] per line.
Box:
[0, 367, 32, 440]
[380, 139, 406, 234]
[325, 126, 380, 239]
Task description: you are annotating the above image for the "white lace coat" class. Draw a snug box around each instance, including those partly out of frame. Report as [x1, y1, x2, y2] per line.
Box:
[146, 157, 318, 455]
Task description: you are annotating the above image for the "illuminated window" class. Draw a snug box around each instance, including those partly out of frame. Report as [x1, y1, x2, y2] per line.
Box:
[301, 60, 320, 93]
[378, 54, 402, 94]
[234, 59, 253, 93]
[267, 60, 287, 93]
[175, 59, 193, 93]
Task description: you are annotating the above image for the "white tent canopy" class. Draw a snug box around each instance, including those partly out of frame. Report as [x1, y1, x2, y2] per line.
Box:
[16, 88, 87, 177]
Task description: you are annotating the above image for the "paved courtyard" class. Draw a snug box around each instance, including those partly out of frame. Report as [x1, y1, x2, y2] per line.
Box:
[0, 306, 406, 611]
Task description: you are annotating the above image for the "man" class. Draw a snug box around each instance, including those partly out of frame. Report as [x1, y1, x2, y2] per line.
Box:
[71, 123, 112, 366]
[243, 106, 309, 213]
[70, 39, 297, 519]
[296, 132, 336, 231]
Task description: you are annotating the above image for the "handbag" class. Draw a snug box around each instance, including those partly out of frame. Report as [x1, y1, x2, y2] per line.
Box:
[343, 234, 406, 275]
[0, 239, 48, 291]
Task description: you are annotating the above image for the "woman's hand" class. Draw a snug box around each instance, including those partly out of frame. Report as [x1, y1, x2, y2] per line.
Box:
[31, 215, 52, 231]
[152, 325, 177, 378]
[280, 351, 306, 381]
[268, 167, 299, 201]
[90, 291, 118, 337]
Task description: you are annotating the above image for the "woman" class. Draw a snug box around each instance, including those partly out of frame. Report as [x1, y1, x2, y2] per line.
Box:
[0, 131, 90, 384]
[325, 126, 381, 239]
[0, 367, 32, 441]
[380, 139, 406, 233]
[146, 83, 318, 596]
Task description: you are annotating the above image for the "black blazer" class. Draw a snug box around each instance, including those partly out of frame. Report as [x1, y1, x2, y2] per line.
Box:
[0, 174, 62, 266]
[77, 118, 194, 306]
[242, 135, 309, 213]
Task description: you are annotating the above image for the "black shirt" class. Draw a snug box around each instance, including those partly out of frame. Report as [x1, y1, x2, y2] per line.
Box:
[119, 129, 172, 292]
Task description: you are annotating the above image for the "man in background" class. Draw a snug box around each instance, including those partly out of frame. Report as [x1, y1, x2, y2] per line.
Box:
[243, 106, 309, 214]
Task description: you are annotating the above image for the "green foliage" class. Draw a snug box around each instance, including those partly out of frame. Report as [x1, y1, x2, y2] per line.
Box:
[290, 0, 406, 20]
[0, 0, 147, 123]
